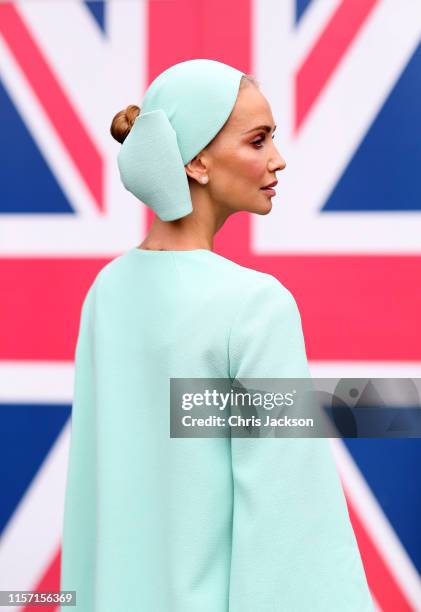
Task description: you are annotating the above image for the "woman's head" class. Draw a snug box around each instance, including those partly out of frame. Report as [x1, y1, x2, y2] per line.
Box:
[110, 60, 286, 229]
[110, 75, 285, 220]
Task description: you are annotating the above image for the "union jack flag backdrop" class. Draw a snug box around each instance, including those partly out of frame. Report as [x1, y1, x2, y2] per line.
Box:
[0, 1, 420, 610]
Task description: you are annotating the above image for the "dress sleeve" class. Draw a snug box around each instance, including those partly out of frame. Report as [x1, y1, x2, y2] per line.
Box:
[227, 276, 374, 611]
[60, 285, 97, 611]
[228, 275, 311, 380]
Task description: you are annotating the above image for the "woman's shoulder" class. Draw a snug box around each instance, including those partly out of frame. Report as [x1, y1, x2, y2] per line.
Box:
[219, 255, 295, 301]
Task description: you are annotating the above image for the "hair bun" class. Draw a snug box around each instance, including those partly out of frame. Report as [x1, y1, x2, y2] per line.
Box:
[110, 104, 141, 144]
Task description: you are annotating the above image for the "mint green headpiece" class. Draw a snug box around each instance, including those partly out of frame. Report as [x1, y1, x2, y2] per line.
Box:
[117, 58, 244, 221]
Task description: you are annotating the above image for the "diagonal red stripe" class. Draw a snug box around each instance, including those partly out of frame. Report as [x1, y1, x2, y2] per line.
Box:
[344, 489, 414, 611]
[23, 546, 61, 612]
[0, 4, 104, 212]
[295, 0, 379, 132]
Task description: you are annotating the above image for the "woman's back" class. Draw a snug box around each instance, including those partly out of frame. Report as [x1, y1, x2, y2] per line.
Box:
[60, 247, 373, 611]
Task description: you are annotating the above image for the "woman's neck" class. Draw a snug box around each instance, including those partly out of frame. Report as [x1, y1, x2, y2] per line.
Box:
[138, 206, 225, 251]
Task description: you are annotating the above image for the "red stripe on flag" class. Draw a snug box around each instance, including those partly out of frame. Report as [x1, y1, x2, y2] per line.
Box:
[3, 251, 418, 361]
[0, 4, 104, 212]
[23, 546, 61, 612]
[344, 489, 413, 611]
[146, 0, 253, 258]
[0, 257, 106, 361]
[235, 252, 421, 362]
[147, 0, 251, 80]
[295, 0, 379, 132]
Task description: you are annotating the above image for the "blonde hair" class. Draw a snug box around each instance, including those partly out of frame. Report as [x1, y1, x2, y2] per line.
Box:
[109, 73, 259, 144]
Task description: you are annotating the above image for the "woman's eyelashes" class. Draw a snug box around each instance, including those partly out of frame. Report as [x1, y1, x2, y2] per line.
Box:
[251, 133, 276, 148]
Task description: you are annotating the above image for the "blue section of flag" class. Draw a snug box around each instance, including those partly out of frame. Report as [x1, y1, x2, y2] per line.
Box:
[322, 43, 421, 211]
[0, 79, 74, 214]
[295, 0, 314, 24]
[0, 404, 70, 536]
[84, 1, 106, 33]
[345, 438, 421, 573]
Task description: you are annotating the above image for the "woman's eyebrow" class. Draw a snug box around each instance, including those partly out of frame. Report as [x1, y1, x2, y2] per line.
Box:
[242, 124, 277, 134]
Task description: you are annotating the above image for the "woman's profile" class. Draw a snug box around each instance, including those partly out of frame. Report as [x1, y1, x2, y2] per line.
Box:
[60, 58, 374, 611]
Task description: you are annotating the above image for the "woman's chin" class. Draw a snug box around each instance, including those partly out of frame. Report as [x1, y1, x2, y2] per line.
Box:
[237, 196, 273, 215]
[253, 198, 273, 215]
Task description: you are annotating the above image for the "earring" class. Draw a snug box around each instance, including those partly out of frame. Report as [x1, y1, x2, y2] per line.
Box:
[200, 175, 209, 185]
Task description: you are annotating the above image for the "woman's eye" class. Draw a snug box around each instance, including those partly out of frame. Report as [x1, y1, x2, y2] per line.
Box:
[252, 134, 276, 148]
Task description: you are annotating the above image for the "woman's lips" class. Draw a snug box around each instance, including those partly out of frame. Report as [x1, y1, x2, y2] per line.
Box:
[260, 187, 276, 197]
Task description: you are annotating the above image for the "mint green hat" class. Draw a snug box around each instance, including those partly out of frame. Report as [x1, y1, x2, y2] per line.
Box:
[117, 58, 244, 221]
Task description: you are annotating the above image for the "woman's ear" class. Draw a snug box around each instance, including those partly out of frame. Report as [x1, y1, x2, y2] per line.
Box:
[184, 152, 208, 183]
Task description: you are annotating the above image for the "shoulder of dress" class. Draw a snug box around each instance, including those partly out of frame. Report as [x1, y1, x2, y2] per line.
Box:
[232, 264, 294, 299]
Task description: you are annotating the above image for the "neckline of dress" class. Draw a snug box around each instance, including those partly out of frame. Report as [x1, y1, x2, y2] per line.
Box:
[130, 246, 214, 254]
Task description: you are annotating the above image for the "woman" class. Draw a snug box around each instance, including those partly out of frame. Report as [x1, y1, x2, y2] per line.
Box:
[60, 59, 373, 611]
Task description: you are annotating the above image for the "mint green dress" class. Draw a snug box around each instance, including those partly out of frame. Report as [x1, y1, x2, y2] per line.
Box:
[60, 247, 373, 611]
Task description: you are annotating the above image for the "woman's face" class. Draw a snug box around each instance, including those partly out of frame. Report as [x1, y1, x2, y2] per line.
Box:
[199, 84, 286, 215]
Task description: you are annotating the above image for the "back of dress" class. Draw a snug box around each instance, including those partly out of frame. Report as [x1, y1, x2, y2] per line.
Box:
[60, 247, 373, 612]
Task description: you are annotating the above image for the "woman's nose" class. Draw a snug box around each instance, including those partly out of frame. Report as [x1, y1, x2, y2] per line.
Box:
[269, 148, 286, 172]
